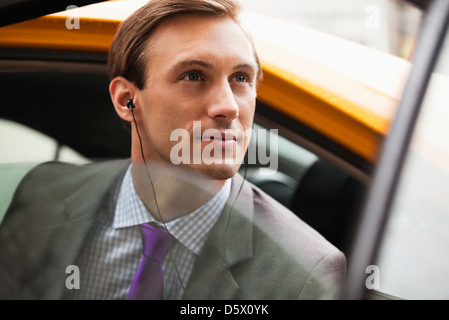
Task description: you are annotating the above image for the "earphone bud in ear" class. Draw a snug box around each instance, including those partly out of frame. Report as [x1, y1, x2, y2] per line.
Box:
[127, 99, 135, 111]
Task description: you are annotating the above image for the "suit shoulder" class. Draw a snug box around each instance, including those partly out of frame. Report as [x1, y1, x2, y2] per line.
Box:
[248, 179, 343, 257]
[236, 179, 346, 299]
[23, 160, 126, 181]
[17, 159, 129, 190]
[3, 160, 129, 220]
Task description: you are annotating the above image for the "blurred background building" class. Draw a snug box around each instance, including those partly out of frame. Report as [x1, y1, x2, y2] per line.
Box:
[240, 0, 422, 60]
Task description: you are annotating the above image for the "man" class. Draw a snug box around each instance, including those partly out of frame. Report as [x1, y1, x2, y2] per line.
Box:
[0, 0, 346, 299]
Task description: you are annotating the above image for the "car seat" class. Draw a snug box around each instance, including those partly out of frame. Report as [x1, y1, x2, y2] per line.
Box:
[289, 159, 366, 255]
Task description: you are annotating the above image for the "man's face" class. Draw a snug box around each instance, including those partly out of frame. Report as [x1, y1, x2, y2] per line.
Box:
[134, 14, 258, 181]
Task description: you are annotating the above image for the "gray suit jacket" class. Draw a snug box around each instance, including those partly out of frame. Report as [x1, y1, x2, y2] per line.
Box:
[0, 159, 346, 299]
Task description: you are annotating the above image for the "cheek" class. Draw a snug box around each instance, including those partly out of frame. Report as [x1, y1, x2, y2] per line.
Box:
[145, 101, 195, 146]
[143, 90, 182, 124]
[237, 96, 256, 129]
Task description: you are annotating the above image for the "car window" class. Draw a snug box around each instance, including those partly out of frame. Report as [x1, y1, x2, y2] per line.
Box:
[374, 25, 449, 299]
[0, 118, 90, 165]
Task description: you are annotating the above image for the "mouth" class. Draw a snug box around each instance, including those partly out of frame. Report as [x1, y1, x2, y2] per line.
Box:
[189, 129, 246, 164]
[201, 132, 237, 143]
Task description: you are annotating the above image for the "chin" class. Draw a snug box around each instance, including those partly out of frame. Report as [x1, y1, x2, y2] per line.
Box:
[188, 162, 240, 181]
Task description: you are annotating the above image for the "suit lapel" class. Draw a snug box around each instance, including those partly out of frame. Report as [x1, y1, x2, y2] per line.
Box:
[183, 173, 254, 300]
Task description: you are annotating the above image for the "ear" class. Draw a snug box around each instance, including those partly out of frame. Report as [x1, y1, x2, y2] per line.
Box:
[109, 76, 136, 123]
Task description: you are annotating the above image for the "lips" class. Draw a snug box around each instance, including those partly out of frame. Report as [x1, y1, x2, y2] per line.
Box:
[201, 131, 237, 142]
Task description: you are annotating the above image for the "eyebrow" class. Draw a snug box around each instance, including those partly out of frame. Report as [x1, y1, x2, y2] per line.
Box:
[171, 58, 214, 71]
[234, 62, 259, 72]
[170, 58, 258, 74]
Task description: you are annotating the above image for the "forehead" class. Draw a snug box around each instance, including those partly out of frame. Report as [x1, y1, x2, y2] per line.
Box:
[146, 14, 258, 73]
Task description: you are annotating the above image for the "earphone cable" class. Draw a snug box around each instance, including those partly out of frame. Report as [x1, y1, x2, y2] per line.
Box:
[130, 108, 190, 299]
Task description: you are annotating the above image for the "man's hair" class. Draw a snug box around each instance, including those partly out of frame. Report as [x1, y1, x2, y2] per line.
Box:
[108, 0, 261, 90]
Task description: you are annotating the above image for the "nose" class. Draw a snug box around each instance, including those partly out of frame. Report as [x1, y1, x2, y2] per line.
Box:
[206, 81, 239, 121]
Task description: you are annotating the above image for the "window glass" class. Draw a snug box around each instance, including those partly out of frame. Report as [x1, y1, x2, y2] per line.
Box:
[0, 0, 426, 301]
[375, 27, 449, 299]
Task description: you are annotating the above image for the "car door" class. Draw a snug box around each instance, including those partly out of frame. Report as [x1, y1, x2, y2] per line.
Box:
[343, 0, 449, 300]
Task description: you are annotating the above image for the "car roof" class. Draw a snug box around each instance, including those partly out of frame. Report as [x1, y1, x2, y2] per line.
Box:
[0, 0, 412, 164]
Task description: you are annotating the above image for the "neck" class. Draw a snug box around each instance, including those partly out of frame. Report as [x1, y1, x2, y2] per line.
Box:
[131, 160, 226, 223]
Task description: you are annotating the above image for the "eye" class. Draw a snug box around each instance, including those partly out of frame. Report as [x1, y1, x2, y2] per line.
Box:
[182, 71, 202, 81]
[232, 73, 249, 83]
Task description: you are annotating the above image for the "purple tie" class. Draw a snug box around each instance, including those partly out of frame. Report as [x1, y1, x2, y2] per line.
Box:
[127, 223, 173, 300]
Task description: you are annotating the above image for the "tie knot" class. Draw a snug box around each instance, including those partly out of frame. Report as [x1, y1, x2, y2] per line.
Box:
[141, 223, 173, 263]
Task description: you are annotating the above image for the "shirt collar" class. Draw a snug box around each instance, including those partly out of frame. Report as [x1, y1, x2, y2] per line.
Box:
[114, 165, 231, 255]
